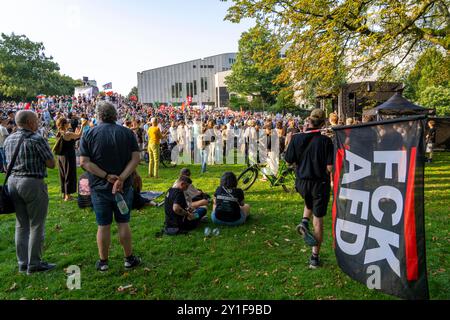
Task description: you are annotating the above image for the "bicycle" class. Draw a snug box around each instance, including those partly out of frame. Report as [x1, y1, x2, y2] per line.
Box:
[160, 142, 177, 168]
[237, 158, 296, 193]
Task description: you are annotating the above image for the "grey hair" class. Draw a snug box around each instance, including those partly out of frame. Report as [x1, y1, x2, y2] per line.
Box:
[15, 110, 37, 127]
[96, 101, 118, 123]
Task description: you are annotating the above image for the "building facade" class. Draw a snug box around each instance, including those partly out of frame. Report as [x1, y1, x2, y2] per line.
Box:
[137, 53, 236, 106]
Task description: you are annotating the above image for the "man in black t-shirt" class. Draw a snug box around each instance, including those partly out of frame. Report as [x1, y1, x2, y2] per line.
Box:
[164, 175, 206, 235]
[80, 101, 141, 272]
[285, 109, 333, 269]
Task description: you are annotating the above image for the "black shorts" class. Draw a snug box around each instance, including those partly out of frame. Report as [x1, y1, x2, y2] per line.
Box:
[296, 179, 331, 218]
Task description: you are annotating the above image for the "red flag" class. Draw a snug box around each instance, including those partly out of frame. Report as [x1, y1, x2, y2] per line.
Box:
[25, 103, 31, 110]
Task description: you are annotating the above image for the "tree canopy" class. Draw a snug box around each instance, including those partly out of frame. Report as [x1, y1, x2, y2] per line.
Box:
[225, 25, 284, 110]
[404, 47, 450, 100]
[128, 86, 138, 99]
[223, 0, 450, 95]
[0, 33, 81, 100]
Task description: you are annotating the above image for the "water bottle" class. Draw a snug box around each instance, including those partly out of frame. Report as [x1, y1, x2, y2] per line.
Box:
[204, 227, 212, 237]
[115, 193, 129, 216]
[212, 228, 220, 236]
[192, 210, 200, 220]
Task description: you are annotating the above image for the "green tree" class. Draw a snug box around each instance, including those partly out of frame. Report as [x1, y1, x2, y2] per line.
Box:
[223, 0, 450, 95]
[418, 85, 450, 116]
[271, 88, 298, 113]
[404, 48, 450, 101]
[128, 86, 138, 99]
[0, 33, 80, 100]
[43, 72, 83, 96]
[229, 94, 251, 111]
[225, 25, 284, 109]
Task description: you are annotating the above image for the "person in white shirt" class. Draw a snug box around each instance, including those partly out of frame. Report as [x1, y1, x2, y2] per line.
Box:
[0, 119, 9, 172]
[168, 121, 178, 164]
[214, 124, 223, 164]
[192, 119, 201, 164]
[168, 121, 178, 145]
[244, 120, 258, 165]
[207, 120, 216, 165]
[184, 122, 193, 164]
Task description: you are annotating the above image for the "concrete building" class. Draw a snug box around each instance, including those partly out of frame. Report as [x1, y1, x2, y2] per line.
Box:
[214, 70, 233, 109]
[137, 53, 236, 107]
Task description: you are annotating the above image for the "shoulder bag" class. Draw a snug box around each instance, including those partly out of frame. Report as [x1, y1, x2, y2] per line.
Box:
[0, 133, 31, 214]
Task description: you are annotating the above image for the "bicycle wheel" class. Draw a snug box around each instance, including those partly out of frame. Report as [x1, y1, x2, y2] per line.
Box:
[161, 149, 176, 168]
[237, 167, 258, 191]
[280, 168, 296, 193]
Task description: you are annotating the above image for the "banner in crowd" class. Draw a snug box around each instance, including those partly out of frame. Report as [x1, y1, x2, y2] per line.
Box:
[332, 116, 429, 300]
[103, 82, 112, 90]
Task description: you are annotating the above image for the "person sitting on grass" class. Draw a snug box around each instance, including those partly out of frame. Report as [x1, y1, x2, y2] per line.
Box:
[164, 175, 207, 235]
[173, 168, 210, 211]
[211, 172, 250, 226]
[131, 171, 157, 209]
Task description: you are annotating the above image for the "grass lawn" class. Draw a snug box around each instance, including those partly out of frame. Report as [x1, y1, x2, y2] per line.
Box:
[0, 152, 449, 300]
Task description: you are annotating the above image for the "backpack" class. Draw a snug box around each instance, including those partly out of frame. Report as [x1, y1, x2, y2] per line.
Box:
[78, 173, 92, 208]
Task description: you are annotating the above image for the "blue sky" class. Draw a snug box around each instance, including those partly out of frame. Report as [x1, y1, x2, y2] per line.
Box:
[0, 0, 254, 94]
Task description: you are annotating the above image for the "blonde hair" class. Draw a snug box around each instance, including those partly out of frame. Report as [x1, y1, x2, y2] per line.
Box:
[329, 112, 338, 125]
[346, 117, 354, 126]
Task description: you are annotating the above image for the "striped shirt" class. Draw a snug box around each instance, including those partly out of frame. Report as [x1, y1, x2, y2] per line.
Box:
[4, 129, 54, 179]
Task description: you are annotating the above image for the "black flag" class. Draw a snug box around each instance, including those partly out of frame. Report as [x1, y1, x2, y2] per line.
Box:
[332, 116, 429, 300]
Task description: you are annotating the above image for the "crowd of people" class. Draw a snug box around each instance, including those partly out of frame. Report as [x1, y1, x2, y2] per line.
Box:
[0, 93, 437, 274]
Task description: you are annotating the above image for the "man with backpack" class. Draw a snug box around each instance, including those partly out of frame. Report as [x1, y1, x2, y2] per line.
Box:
[285, 109, 334, 268]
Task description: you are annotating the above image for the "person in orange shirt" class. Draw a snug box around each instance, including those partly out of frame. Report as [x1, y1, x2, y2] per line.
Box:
[147, 118, 164, 178]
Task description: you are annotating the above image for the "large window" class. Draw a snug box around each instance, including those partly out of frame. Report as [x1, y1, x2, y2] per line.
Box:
[186, 82, 194, 97]
[174, 83, 183, 98]
[193, 80, 197, 95]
